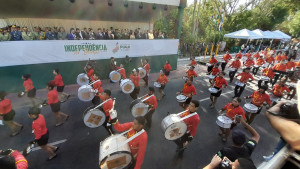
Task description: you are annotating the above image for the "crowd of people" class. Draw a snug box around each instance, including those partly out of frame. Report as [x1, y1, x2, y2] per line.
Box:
[0, 25, 168, 41]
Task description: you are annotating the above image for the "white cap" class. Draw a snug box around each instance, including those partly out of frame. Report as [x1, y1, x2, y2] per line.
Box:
[133, 68, 136, 72]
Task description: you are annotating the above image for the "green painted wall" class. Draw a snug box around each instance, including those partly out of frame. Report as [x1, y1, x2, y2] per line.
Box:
[0, 54, 178, 93]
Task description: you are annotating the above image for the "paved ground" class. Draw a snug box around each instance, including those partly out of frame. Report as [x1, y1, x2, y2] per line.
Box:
[0, 59, 294, 169]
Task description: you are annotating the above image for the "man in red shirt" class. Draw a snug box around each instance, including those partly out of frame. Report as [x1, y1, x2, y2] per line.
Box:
[218, 98, 245, 142]
[99, 89, 115, 135]
[208, 64, 220, 85]
[22, 74, 37, 106]
[272, 60, 287, 86]
[286, 58, 296, 70]
[0, 91, 23, 136]
[272, 81, 290, 100]
[174, 100, 200, 155]
[186, 66, 198, 81]
[141, 59, 150, 87]
[210, 72, 228, 108]
[163, 60, 172, 76]
[229, 58, 241, 83]
[142, 87, 157, 130]
[258, 64, 275, 88]
[265, 54, 275, 65]
[53, 69, 70, 102]
[178, 78, 196, 109]
[244, 85, 271, 124]
[235, 51, 242, 59]
[111, 116, 148, 169]
[130, 69, 140, 100]
[244, 57, 255, 68]
[252, 55, 265, 75]
[85, 64, 94, 81]
[47, 81, 69, 127]
[156, 70, 169, 100]
[234, 68, 254, 98]
[253, 52, 260, 60]
[0, 149, 28, 169]
[207, 54, 218, 73]
[91, 73, 103, 105]
[281, 51, 288, 60]
[189, 57, 197, 67]
[28, 107, 59, 160]
[221, 51, 232, 71]
[116, 64, 126, 79]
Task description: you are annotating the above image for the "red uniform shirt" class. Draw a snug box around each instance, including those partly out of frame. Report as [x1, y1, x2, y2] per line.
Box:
[144, 94, 157, 110]
[245, 53, 252, 59]
[211, 67, 220, 75]
[214, 76, 228, 88]
[209, 58, 218, 64]
[54, 74, 64, 87]
[0, 99, 12, 115]
[130, 75, 140, 87]
[262, 68, 275, 78]
[99, 95, 113, 117]
[281, 55, 288, 60]
[230, 60, 241, 69]
[273, 64, 287, 72]
[47, 89, 59, 105]
[114, 122, 148, 169]
[186, 69, 198, 78]
[180, 111, 200, 137]
[32, 114, 48, 140]
[92, 80, 103, 94]
[296, 62, 300, 67]
[265, 57, 274, 64]
[236, 72, 254, 83]
[256, 58, 265, 66]
[275, 55, 282, 61]
[143, 63, 150, 74]
[164, 63, 172, 72]
[87, 68, 94, 79]
[235, 53, 242, 59]
[223, 103, 245, 120]
[223, 54, 232, 63]
[190, 60, 197, 66]
[118, 68, 126, 79]
[286, 61, 296, 70]
[272, 84, 290, 97]
[253, 53, 260, 59]
[244, 59, 255, 67]
[250, 91, 271, 106]
[157, 75, 168, 85]
[182, 83, 196, 98]
[10, 150, 28, 169]
[23, 79, 34, 91]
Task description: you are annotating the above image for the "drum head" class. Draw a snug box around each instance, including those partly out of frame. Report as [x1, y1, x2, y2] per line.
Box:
[235, 81, 245, 87]
[130, 101, 148, 117]
[243, 103, 258, 113]
[78, 85, 95, 101]
[176, 95, 187, 102]
[161, 114, 187, 140]
[229, 68, 236, 72]
[208, 75, 215, 79]
[110, 71, 121, 83]
[83, 107, 106, 128]
[208, 87, 218, 93]
[120, 79, 135, 94]
[216, 116, 232, 128]
[154, 82, 161, 88]
[138, 67, 146, 78]
[77, 73, 89, 86]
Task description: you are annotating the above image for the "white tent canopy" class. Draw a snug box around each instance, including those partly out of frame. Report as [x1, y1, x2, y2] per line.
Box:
[224, 29, 262, 39]
[263, 31, 283, 39]
[252, 29, 269, 39]
[273, 30, 291, 40]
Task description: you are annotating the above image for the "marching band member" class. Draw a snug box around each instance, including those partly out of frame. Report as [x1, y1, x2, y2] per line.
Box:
[85, 64, 94, 81]
[244, 85, 271, 124]
[244, 57, 255, 68]
[186, 66, 197, 81]
[0, 91, 23, 137]
[99, 89, 115, 135]
[245, 51, 252, 60]
[28, 107, 59, 161]
[117, 64, 126, 79]
[281, 51, 288, 61]
[143, 87, 157, 130]
[221, 51, 232, 71]
[163, 60, 172, 76]
[271, 60, 287, 86]
[275, 52, 282, 62]
[22, 74, 37, 106]
[235, 51, 242, 59]
[252, 55, 265, 76]
[207, 55, 218, 74]
[286, 58, 296, 71]
[217, 98, 245, 142]
[189, 57, 197, 67]
[271, 80, 290, 105]
[141, 59, 150, 87]
[156, 70, 169, 100]
[177, 78, 196, 109]
[174, 100, 200, 154]
[210, 72, 228, 108]
[47, 81, 69, 127]
[111, 116, 148, 169]
[258, 64, 275, 88]
[91, 73, 103, 105]
[234, 68, 254, 98]
[130, 69, 140, 100]
[265, 54, 275, 65]
[228, 58, 241, 83]
[253, 51, 260, 60]
[53, 69, 70, 102]
[208, 64, 220, 85]
[0, 149, 28, 169]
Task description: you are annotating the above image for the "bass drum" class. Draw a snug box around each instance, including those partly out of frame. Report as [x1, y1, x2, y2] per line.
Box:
[120, 79, 135, 94]
[161, 114, 187, 140]
[130, 99, 149, 117]
[138, 67, 147, 78]
[83, 106, 106, 128]
[109, 71, 121, 83]
[77, 73, 89, 86]
[99, 134, 132, 169]
[78, 85, 95, 102]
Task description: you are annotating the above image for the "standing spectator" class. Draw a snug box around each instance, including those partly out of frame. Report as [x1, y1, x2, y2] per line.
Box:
[1, 27, 11, 41]
[75, 28, 83, 40]
[67, 28, 76, 40]
[88, 28, 95, 40]
[57, 27, 68, 40]
[10, 25, 22, 41]
[107, 30, 114, 39]
[148, 30, 154, 39]
[45, 28, 55, 40]
[143, 30, 149, 39]
[96, 28, 105, 40]
[130, 31, 135, 39]
[21, 27, 33, 41]
[82, 27, 89, 40]
[32, 27, 45, 40]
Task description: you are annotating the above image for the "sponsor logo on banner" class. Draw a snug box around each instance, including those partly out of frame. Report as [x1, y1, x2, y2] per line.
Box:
[64, 42, 107, 55]
[112, 42, 131, 53]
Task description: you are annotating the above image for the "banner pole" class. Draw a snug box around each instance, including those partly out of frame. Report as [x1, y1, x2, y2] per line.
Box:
[203, 45, 208, 62]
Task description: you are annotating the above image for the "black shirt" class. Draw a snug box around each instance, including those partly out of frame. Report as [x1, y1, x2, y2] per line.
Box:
[217, 139, 257, 161]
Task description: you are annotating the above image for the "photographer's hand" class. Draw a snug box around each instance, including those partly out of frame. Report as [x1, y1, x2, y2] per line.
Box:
[203, 154, 222, 169]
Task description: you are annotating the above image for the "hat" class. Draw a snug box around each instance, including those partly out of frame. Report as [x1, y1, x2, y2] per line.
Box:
[23, 27, 28, 30]
[12, 25, 16, 28]
[232, 129, 246, 146]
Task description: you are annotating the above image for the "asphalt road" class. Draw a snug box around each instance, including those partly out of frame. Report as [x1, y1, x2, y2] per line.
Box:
[0, 61, 285, 169]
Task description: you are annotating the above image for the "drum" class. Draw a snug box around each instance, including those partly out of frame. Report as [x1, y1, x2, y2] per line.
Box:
[235, 81, 245, 87]
[229, 68, 236, 72]
[220, 59, 226, 63]
[154, 82, 161, 88]
[99, 134, 132, 169]
[182, 76, 189, 81]
[260, 76, 269, 82]
[216, 115, 232, 128]
[286, 83, 296, 88]
[120, 79, 135, 94]
[262, 62, 269, 68]
[208, 75, 215, 79]
[206, 63, 212, 67]
[77, 73, 89, 86]
[208, 87, 218, 94]
[109, 71, 121, 83]
[161, 114, 187, 140]
[83, 106, 106, 128]
[130, 99, 149, 117]
[138, 67, 147, 78]
[241, 56, 247, 62]
[176, 94, 188, 103]
[78, 85, 95, 102]
[243, 103, 258, 113]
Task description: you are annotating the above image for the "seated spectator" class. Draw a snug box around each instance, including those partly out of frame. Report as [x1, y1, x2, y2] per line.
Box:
[96, 28, 105, 40]
[21, 27, 33, 41]
[45, 28, 55, 40]
[130, 31, 135, 39]
[57, 27, 68, 40]
[88, 28, 95, 40]
[67, 28, 76, 40]
[148, 30, 154, 39]
[75, 28, 83, 40]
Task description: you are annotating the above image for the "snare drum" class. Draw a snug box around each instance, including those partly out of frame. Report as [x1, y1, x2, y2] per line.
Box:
[270, 94, 280, 103]
[262, 62, 269, 68]
[216, 115, 232, 128]
[120, 79, 135, 94]
[182, 76, 189, 81]
[206, 63, 212, 67]
[286, 83, 296, 88]
[100, 134, 132, 169]
[243, 103, 258, 113]
[109, 71, 121, 83]
[138, 67, 147, 78]
[77, 73, 89, 86]
[254, 65, 259, 68]
[208, 87, 218, 94]
[241, 56, 247, 62]
[235, 81, 245, 87]
[208, 75, 215, 79]
[260, 76, 269, 82]
[130, 99, 149, 117]
[83, 106, 106, 128]
[220, 59, 226, 63]
[229, 68, 236, 72]
[176, 94, 188, 103]
[154, 82, 161, 88]
[78, 85, 95, 102]
[161, 114, 187, 140]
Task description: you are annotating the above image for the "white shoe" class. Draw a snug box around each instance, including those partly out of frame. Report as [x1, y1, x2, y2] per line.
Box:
[263, 152, 274, 162]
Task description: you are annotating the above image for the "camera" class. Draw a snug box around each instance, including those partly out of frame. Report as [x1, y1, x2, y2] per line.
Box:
[279, 102, 299, 120]
[219, 159, 231, 169]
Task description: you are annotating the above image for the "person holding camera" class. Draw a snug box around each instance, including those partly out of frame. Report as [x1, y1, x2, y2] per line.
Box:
[204, 154, 256, 169]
